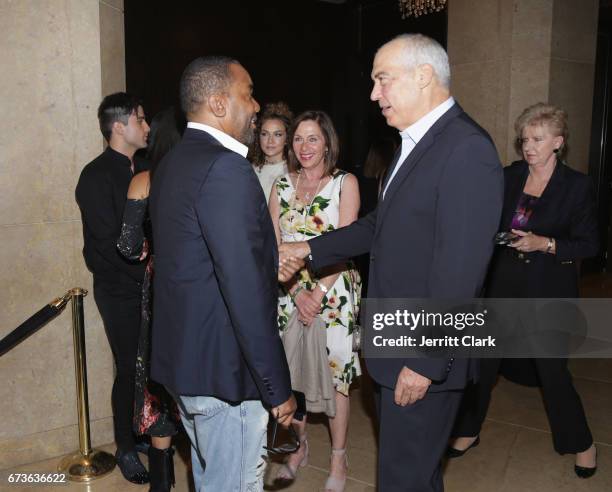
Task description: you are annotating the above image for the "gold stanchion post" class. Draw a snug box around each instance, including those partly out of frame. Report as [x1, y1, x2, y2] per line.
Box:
[58, 288, 115, 481]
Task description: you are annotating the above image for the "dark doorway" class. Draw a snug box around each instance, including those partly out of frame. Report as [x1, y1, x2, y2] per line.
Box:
[587, 1, 612, 272]
[124, 0, 446, 184]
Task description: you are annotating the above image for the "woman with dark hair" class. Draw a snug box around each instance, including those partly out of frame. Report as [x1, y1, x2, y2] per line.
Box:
[362, 136, 398, 196]
[269, 110, 361, 492]
[117, 107, 184, 492]
[250, 101, 293, 201]
[448, 103, 599, 479]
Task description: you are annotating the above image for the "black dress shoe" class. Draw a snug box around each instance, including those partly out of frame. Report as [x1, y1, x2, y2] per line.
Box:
[574, 464, 597, 479]
[115, 449, 150, 484]
[446, 436, 480, 459]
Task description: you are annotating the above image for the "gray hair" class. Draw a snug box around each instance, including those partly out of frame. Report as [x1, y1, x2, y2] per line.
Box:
[179, 55, 239, 116]
[387, 33, 450, 89]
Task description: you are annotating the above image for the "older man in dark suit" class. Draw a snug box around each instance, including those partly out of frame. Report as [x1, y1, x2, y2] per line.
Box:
[149, 56, 298, 492]
[280, 34, 504, 491]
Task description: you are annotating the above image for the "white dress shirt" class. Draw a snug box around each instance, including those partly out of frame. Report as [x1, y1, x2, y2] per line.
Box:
[187, 121, 248, 158]
[382, 97, 456, 198]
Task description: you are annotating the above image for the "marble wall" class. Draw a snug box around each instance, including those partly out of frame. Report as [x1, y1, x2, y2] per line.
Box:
[448, 0, 598, 172]
[0, 0, 125, 470]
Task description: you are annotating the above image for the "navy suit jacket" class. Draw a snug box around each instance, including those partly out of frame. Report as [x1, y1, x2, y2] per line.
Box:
[310, 103, 504, 391]
[149, 128, 291, 407]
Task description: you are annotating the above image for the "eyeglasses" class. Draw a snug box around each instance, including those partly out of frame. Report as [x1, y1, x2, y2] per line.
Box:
[264, 419, 301, 455]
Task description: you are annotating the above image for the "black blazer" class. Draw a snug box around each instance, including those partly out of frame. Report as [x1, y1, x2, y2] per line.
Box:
[487, 160, 599, 298]
[149, 128, 291, 406]
[309, 103, 504, 391]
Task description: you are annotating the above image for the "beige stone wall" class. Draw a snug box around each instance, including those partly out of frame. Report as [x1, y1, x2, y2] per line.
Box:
[0, 0, 125, 469]
[448, 0, 598, 172]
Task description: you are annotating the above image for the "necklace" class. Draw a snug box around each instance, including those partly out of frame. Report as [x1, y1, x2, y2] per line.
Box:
[295, 170, 323, 204]
[294, 170, 324, 241]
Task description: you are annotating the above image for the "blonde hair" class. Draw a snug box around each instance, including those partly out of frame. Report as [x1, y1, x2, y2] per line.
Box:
[514, 103, 568, 157]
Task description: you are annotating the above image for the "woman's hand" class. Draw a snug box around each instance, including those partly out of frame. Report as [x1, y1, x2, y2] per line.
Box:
[139, 239, 149, 261]
[294, 289, 323, 326]
[510, 229, 548, 253]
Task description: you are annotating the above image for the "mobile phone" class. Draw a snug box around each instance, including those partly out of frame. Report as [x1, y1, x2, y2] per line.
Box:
[495, 231, 518, 245]
[293, 390, 306, 421]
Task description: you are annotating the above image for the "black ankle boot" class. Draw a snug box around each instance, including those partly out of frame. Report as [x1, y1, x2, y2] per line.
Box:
[148, 446, 175, 492]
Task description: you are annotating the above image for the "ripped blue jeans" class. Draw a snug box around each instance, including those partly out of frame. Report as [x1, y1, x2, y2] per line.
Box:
[177, 395, 268, 492]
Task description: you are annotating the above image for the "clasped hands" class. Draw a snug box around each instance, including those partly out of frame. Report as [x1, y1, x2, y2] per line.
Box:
[277, 241, 323, 326]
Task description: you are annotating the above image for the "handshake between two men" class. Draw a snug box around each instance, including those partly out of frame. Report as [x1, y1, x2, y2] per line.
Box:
[277, 240, 432, 409]
[277, 241, 311, 283]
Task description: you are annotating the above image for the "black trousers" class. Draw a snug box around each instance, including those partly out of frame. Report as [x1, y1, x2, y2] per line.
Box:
[94, 280, 141, 451]
[377, 386, 463, 491]
[452, 358, 593, 454]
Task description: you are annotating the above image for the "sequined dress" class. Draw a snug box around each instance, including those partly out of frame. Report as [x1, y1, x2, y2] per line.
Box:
[117, 198, 179, 437]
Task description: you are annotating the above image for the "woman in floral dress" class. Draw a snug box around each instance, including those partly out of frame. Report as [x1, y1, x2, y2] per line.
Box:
[268, 110, 361, 492]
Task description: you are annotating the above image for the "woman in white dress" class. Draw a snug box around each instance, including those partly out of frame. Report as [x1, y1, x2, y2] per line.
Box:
[269, 110, 361, 492]
[250, 101, 293, 201]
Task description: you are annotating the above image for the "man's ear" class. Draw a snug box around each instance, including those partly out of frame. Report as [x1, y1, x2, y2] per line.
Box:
[111, 120, 125, 137]
[417, 64, 434, 89]
[208, 93, 227, 118]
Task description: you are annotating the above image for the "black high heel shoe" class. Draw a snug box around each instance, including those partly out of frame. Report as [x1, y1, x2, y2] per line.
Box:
[446, 436, 480, 459]
[574, 445, 597, 479]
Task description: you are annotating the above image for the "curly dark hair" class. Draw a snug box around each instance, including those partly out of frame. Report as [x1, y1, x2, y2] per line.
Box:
[250, 102, 293, 169]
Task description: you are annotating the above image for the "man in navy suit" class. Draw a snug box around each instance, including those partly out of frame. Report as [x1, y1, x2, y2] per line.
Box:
[280, 34, 503, 491]
[149, 56, 298, 491]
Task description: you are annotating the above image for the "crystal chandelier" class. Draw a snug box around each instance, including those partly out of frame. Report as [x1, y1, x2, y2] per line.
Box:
[398, 0, 447, 19]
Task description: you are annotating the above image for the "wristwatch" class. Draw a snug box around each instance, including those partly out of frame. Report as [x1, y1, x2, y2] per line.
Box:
[546, 237, 554, 253]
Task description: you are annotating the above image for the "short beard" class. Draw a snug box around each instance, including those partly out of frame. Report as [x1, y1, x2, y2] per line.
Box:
[240, 125, 255, 146]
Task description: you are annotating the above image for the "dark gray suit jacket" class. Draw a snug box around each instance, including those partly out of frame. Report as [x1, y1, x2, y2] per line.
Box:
[149, 128, 291, 406]
[310, 103, 504, 391]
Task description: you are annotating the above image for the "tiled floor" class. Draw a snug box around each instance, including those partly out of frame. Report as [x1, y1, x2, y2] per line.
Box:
[4, 363, 611, 492]
[3, 274, 611, 491]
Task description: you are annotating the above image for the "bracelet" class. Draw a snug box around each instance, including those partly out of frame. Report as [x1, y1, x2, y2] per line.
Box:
[546, 237, 554, 254]
[317, 283, 329, 294]
[290, 286, 304, 300]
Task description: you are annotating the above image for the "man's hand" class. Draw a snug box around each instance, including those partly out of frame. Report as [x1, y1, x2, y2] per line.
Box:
[279, 241, 311, 260]
[272, 394, 297, 428]
[394, 366, 431, 406]
[278, 256, 305, 282]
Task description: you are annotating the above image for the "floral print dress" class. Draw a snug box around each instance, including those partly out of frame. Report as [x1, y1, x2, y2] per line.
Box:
[275, 170, 362, 396]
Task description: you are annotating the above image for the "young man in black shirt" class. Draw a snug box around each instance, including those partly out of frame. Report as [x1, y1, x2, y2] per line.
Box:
[75, 93, 150, 484]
